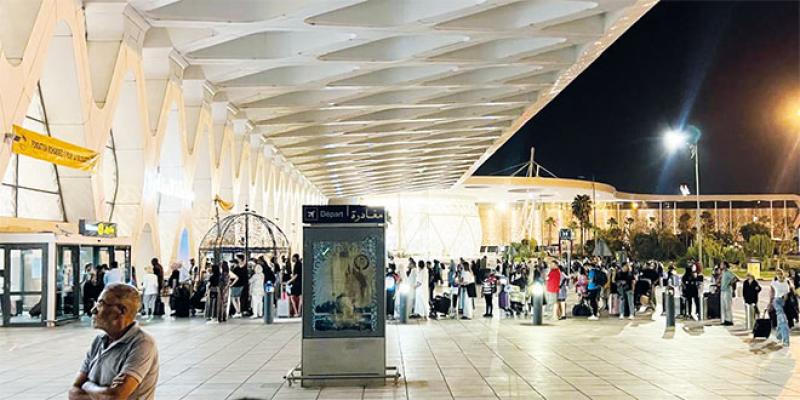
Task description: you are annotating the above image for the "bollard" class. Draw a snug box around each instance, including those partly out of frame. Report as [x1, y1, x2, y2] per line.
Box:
[264, 289, 274, 324]
[398, 283, 410, 324]
[665, 287, 675, 327]
[701, 296, 708, 321]
[744, 303, 755, 331]
[531, 283, 544, 325]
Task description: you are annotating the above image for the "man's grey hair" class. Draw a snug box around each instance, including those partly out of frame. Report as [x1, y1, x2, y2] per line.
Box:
[104, 282, 141, 318]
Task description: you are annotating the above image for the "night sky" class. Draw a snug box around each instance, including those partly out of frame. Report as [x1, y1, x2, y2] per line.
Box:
[475, 0, 800, 195]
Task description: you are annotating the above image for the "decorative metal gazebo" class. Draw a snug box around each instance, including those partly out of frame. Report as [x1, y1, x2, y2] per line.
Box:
[198, 206, 291, 264]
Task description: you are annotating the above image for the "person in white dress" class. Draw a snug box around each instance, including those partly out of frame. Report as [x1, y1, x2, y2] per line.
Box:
[140, 266, 159, 320]
[394, 258, 410, 319]
[459, 262, 475, 320]
[250, 264, 265, 319]
[413, 260, 429, 319]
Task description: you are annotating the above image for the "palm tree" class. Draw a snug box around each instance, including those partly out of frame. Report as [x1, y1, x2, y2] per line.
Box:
[700, 211, 714, 232]
[624, 217, 635, 247]
[544, 217, 556, 246]
[571, 194, 592, 250]
[607, 217, 618, 228]
[678, 212, 692, 247]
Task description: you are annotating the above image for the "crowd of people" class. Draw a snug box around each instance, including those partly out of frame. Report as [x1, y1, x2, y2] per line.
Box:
[385, 254, 797, 346]
[79, 254, 305, 324]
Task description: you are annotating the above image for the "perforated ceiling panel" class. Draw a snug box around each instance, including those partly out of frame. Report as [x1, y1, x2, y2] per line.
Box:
[133, 0, 657, 198]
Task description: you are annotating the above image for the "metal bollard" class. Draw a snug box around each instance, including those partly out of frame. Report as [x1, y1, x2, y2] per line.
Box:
[744, 303, 755, 331]
[701, 296, 708, 321]
[665, 287, 675, 327]
[531, 283, 543, 326]
[398, 283, 410, 324]
[264, 291, 274, 324]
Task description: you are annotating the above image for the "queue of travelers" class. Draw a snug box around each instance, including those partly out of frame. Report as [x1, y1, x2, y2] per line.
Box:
[80, 253, 303, 325]
[198, 253, 303, 323]
[385, 254, 797, 347]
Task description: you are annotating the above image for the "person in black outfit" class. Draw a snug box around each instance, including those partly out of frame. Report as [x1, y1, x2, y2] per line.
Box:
[682, 265, 701, 319]
[82, 272, 103, 316]
[427, 261, 436, 304]
[205, 264, 221, 320]
[259, 256, 276, 286]
[615, 265, 634, 318]
[742, 273, 761, 316]
[229, 260, 248, 317]
[286, 254, 303, 317]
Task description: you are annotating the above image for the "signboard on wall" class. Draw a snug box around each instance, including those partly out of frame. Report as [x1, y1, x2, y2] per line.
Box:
[559, 228, 572, 241]
[79, 220, 117, 238]
[303, 205, 385, 224]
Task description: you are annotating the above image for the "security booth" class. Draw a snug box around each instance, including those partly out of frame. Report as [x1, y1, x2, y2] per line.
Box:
[0, 223, 131, 327]
[286, 205, 399, 387]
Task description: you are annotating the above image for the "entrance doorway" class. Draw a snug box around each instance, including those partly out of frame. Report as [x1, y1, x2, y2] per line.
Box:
[0, 244, 48, 326]
[55, 245, 132, 322]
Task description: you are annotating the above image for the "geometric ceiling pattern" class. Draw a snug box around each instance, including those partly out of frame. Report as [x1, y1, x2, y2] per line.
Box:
[134, 0, 657, 198]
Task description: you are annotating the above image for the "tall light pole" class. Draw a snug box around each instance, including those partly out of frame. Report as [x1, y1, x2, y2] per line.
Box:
[664, 126, 702, 266]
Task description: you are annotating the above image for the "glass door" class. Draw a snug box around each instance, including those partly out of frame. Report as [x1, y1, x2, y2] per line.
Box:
[112, 247, 132, 284]
[2, 245, 47, 326]
[56, 245, 80, 321]
[0, 248, 5, 327]
[97, 247, 112, 268]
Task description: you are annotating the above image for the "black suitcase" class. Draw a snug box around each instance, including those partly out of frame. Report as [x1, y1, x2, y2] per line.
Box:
[753, 315, 771, 339]
[173, 287, 191, 317]
[706, 292, 721, 319]
[191, 284, 206, 310]
[572, 302, 592, 317]
[154, 297, 165, 316]
[433, 296, 451, 315]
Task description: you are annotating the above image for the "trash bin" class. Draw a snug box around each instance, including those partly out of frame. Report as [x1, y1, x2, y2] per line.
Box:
[747, 260, 761, 280]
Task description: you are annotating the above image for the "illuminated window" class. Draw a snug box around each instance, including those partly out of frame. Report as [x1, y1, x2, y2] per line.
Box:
[1, 83, 65, 221]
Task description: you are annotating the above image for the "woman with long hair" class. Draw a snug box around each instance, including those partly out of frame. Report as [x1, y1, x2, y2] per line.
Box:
[217, 261, 230, 322]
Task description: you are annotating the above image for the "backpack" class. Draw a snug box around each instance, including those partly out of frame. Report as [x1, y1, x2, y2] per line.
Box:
[593, 270, 607, 287]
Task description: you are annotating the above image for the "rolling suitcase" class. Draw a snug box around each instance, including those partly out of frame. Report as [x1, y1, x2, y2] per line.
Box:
[609, 294, 620, 315]
[753, 311, 772, 339]
[706, 292, 721, 319]
[499, 289, 510, 310]
[154, 297, 165, 316]
[277, 297, 290, 317]
[433, 295, 451, 315]
[173, 286, 191, 317]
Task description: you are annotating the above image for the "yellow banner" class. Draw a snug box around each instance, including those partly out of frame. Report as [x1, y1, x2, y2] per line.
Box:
[10, 124, 98, 171]
[214, 195, 234, 212]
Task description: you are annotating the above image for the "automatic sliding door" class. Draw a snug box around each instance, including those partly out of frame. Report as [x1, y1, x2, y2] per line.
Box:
[56, 246, 80, 321]
[7, 246, 46, 325]
[0, 248, 5, 326]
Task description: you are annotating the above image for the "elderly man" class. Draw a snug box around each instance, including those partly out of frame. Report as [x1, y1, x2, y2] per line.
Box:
[69, 283, 159, 400]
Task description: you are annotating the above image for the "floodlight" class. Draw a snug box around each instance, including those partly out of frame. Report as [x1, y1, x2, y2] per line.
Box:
[663, 129, 688, 152]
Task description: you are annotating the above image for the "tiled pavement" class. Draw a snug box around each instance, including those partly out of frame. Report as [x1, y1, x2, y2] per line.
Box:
[1, 298, 799, 400]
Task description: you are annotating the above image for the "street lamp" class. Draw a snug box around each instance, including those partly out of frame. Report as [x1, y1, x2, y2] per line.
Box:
[664, 125, 703, 267]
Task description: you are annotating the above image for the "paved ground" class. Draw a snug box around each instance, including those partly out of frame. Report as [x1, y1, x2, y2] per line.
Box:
[1, 293, 799, 400]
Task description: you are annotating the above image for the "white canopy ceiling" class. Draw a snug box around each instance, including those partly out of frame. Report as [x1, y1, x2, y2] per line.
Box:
[131, 0, 656, 198]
